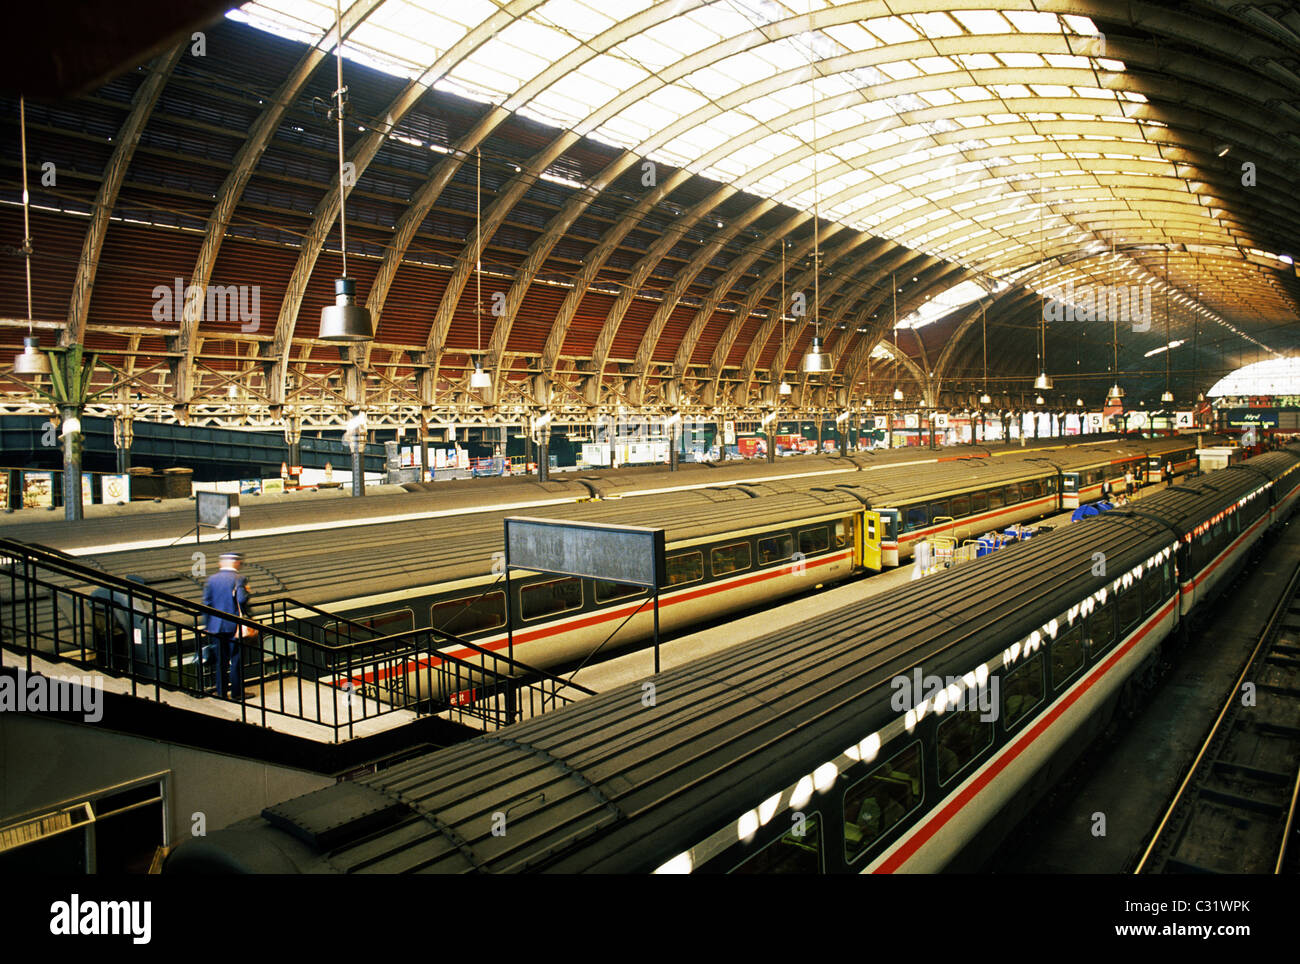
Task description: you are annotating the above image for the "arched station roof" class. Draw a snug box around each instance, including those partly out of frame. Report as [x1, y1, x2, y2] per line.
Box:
[1, 0, 1297, 426]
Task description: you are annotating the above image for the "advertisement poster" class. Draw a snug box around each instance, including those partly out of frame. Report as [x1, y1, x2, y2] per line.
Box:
[0, 473, 8, 511]
[82, 475, 94, 507]
[23, 471, 53, 509]
[262, 478, 285, 495]
[239, 479, 261, 495]
[101, 474, 131, 505]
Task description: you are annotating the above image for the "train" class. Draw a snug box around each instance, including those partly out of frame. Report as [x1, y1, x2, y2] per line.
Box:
[26, 435, 1212, 701]
[163, 440, 1300, 874]
[6, 433, 1174, 558]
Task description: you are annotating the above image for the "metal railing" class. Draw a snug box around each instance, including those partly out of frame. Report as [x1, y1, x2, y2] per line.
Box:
[0, 539, 592, 740]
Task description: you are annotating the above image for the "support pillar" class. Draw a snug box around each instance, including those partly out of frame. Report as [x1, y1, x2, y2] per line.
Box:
[284, 416, 301, 472]
[60, 406, 84, 522]
[419, 411, 430, 481]
[669, 418, 679, 471]
[537, 423, 550, 483]
[113, 414, 134, 474]
[345, 410, 366, 497]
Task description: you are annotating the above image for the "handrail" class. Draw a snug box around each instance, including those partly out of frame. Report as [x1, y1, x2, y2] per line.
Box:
[0, 536, 594, 734]
[0, 537, 316, 650]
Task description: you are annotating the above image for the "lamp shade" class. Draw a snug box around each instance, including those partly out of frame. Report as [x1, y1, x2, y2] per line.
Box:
[892, 387, 904, 402]
[1107, 383, 1125, 399]
[979, 392, 992, 405]
[778, 379, 792, 396]
[1033, 372, 1053, 390]
[801, 336, 832, 373]
[469, 360, 492, 389]
[319, 277, 373, 341]
[13, 335, 50, 375]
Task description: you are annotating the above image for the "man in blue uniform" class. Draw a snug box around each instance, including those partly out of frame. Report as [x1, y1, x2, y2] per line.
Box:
[201, 551, 251, 699]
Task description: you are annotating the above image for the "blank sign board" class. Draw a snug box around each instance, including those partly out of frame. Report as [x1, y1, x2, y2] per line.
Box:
[505, 517, 665, 588]
[197, 491, 240, 531]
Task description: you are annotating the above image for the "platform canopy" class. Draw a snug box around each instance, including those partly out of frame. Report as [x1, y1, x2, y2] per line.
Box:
[0, 0, 1296, 427]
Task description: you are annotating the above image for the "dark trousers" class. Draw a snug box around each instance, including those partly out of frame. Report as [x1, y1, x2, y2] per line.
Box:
[207, 632, 242, 698]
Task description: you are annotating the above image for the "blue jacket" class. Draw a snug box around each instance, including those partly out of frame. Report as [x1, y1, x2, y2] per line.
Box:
[202, 568, 249, 635]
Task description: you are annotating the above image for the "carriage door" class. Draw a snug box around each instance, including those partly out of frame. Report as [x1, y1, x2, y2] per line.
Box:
[878, 509, 902, 567]
[863, 510, 883, 571]
[1062, 472, 1081, 509]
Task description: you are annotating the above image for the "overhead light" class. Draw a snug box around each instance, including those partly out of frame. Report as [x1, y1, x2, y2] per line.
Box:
[864, 397, 874, 407]
[801, 336, 832, 373]
[470, 359, 492, 389]
[1161, 390, 1174, 403]
[319, 277, 373, 341]
[1216, 144, 1231, 157]
[1075, 397, 1084, 407]
[1108, 383, 1125, 399]
[892, 387, 904, 402]
[1033, 372, 1053, 390]
[1197, 391, 1205, 402]
[13, 335, 50, 375]
[778, 380, 792, 396]
[227, 384, 238, 400]
[979, 392, 992, 405]
[1035, 394, 1045, 405]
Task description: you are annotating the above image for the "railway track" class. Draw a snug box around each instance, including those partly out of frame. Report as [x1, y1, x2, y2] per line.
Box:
[1135, 553, 1300, 874]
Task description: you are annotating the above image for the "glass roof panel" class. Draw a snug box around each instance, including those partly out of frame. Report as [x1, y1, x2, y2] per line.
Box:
[233, 0, 1258, 335]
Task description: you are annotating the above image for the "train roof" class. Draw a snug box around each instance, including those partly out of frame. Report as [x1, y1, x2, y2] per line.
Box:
[0, 433, 1203, 555]
[46, 436, 1217, 611]
[64, 486, 864, 609]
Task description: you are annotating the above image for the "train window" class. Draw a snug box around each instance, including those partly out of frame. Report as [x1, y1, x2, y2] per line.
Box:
[1086, 601, 1116, 657]
[730, 813, 823, 874]
[1162, 558, 1174, 599]
[431, 592, 505, 636]
[521, 577, 584, 621]
[987, 487, 1005, 509]
[1117, 582, 1142, 634]
[843, 742, 923, 863]
[798, 527, 830, 556]
[1023, 479, 1042, 499]
[1044, 477, 1057, 494]
[833, 520, 849, 548]
[1002, 653, 1044, 730]
[666, 551, 704, 586]
[971, 491, 989, 514]
[905, 505, 928, 531]
[330, 609, 414, 640]
[758, 534, 794, 565]
[594, 580, 645, 604]
[1052, 624, 1085, 686]
[1143, 567, 1163, 616]
[711, 541, 753, 577]
[949, 495, 971, 517]
[1004, 483, 1021, 504]
[927, 501, 948, 522]
[936, 711, 994, 786]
